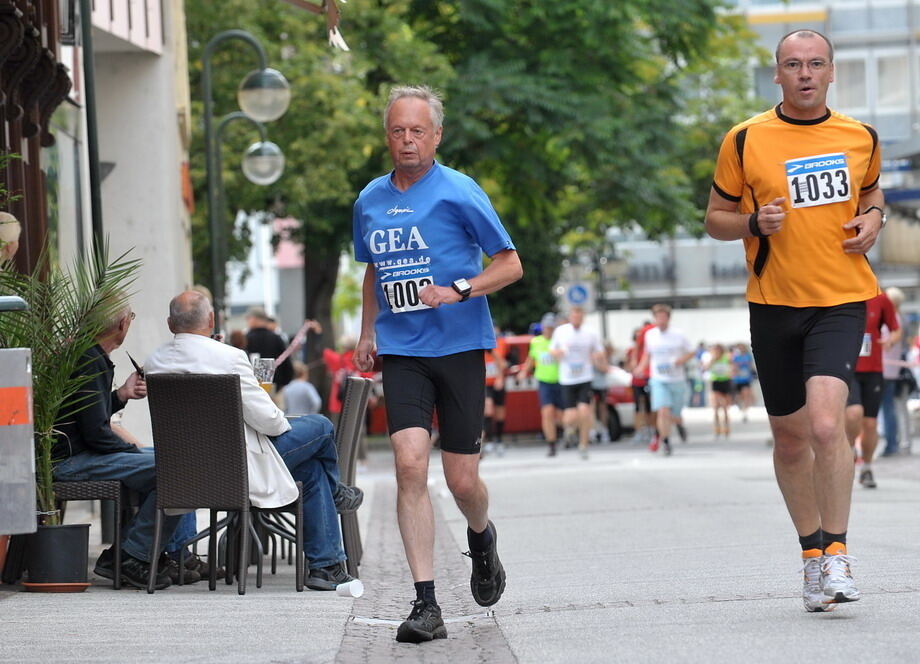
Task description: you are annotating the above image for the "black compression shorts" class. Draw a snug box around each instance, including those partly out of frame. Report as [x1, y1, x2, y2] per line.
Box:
[382, 350, 485, 454]
[750, 302, 865, 417]
[846, 371, 884, 418]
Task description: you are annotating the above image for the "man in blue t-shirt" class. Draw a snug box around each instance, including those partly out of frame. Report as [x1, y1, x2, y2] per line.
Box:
[353, 85, 522, 644]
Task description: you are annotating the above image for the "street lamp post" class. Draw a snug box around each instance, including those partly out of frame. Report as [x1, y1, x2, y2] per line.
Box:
[202, 30, 291, 333]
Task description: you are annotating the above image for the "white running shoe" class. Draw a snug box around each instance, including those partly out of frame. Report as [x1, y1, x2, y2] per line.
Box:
[802, 550, 833, 613]
[822, 542, 860, 604]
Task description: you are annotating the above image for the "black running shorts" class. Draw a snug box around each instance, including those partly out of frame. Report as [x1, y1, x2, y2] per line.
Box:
[561, 381, 593, 409]
[486, 385, 506, 406]
[632, 385, 651, 413]
[382, 350, 485, 454]
[750, 302, 865, 417]
[846, 371, 884, 418]
[711, 380, 734, 395]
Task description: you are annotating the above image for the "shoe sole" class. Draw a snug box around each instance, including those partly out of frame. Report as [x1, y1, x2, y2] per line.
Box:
[96, 564, 171, 590]
[305, 580, 338, 591]
[396, 622, 447, 643]
[470, 521, 506, 607]
[824, 591, 860, 604]
[93, 565, 114, 581]
[122, 574, 170, 590]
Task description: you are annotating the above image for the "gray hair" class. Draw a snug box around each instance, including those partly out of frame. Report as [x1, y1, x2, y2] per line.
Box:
[169, 291, 212, 332]
[97, 293, 131, 336]
[384, 85, 444, 130]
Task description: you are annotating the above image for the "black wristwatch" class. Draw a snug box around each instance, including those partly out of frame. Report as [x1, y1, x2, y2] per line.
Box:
[863, 205, 887, 228]
[451, 278, 472, 302]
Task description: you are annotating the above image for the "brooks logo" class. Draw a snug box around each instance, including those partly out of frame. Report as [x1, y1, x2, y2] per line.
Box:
[387, 206, 415, 216]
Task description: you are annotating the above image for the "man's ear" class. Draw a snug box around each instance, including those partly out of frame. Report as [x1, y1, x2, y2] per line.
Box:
[167, 317, 177, 334]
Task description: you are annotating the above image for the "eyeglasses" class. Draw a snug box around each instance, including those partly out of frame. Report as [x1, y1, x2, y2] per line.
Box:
[388, 127, 428, 140]
[781, 59, 830, 72]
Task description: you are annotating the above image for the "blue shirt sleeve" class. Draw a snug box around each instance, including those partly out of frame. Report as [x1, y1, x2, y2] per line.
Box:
[352, 199, 372, 263]
[458, 180, 515, 257]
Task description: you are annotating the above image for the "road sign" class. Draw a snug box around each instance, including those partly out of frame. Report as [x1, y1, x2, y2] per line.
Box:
[566, 283, 590, 305]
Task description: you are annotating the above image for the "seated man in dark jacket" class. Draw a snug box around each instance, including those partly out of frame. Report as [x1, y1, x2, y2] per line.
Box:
[52, 303, 186, 589]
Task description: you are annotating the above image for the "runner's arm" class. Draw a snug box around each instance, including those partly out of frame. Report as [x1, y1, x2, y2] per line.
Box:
[705, 189, 786, 240]
[354, 264, 378, 372]
[842, 187, 885, 255]
[420, 249, 523, 307]
[675, 351, 695, 367]
[633, 350, 650, 377]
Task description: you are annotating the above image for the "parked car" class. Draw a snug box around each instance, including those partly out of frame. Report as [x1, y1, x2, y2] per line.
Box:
[503, 335, 635, 441]
[366, 334, 635, 440]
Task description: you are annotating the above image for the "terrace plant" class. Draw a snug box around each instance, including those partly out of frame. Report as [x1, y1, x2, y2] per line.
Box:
[0, 242, 140, 525]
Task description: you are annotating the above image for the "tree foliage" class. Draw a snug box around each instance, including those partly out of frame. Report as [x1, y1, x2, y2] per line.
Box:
[185, 1, 763, 341]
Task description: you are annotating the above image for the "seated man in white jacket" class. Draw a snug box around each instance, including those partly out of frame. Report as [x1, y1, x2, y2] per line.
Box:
[144, 290, 363, 590]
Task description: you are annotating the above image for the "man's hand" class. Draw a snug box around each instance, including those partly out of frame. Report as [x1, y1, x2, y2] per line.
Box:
[842, 209, 882, 254]
[419, 284, 462, 308]
[753, 197, 787, 236]
[354, 337, 376, 372]
[117, 371, 147, 401]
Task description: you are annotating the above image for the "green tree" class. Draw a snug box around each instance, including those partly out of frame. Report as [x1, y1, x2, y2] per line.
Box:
[186, 1, 765, 353]
[408, 1, 756, 325]
[185, 0, 452, 372]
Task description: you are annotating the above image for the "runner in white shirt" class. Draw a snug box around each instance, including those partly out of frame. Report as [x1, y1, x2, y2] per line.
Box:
[550, 306, 607, 458]
[635, 304, 693, 456]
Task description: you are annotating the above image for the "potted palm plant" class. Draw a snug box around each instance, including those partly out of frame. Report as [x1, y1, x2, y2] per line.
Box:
[0, 242, 140, 588]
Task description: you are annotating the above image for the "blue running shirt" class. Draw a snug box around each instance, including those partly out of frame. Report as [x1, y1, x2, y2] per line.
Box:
[353, 162, 515, 357]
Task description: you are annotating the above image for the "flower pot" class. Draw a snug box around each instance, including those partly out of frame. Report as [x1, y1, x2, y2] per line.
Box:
[25, 523, 90, 584]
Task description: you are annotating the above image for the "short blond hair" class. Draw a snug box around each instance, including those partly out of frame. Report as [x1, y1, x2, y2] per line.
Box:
[886, 286, 905, 307]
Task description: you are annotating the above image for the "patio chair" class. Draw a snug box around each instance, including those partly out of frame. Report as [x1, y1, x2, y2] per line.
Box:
[145, 373, 304, 595]
[335, 375, 373, 578]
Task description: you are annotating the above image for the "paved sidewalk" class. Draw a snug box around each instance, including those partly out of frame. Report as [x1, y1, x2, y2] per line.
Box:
[2, 407, 919, 662]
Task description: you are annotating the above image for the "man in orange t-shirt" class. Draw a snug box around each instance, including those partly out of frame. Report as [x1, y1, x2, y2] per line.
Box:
[706, 29, 884, 612]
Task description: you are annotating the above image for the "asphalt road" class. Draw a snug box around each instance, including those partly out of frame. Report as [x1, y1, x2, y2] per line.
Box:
[2, 407, 918, 663]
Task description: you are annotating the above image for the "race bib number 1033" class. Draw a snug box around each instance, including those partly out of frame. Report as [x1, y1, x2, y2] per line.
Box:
[785, 152, 851, 209]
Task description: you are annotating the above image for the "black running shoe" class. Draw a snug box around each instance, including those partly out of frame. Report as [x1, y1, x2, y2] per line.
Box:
[396, 600, 447, 643]
[180, 552, 225, 580]
[333, 483, 364, 513]
[464, 520, 506, 607]
[93, 547, 116, 581]
[676, 423, 687, 443]
[158, 553, 201, 584]
[306, 562, 354, 590]
[122, 553, 171, 590]
[94, 548, 172, 590]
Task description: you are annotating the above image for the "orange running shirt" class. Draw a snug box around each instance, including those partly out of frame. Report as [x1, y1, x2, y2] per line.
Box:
[713, 105, 881, 307]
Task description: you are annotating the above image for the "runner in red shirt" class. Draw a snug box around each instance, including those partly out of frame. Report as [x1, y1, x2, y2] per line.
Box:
[845, 293, 901, 488]
[626, 323, 655, 444]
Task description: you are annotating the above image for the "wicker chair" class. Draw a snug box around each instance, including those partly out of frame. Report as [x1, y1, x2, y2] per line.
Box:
[145, 373, 304, 595]
[335, 376, 373, 578]
[52, 480, 126, 589]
